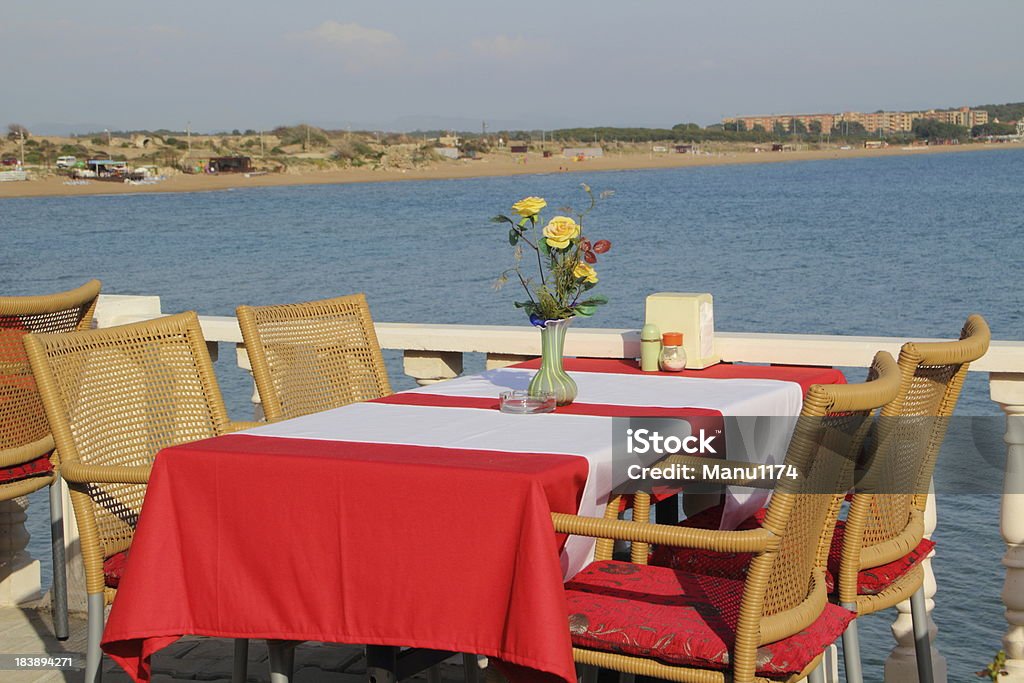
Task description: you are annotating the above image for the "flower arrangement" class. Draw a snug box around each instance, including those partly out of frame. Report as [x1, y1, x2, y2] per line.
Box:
[492, 184, 612, 326]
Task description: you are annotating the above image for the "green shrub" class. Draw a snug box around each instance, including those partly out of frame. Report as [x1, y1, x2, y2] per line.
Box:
[332, 139, 375, 161]
[271, 125, 329, 148]
[412, 145, 440, 165]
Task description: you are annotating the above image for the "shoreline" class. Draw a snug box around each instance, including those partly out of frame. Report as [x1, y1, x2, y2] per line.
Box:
[1, 142, 1020, 200]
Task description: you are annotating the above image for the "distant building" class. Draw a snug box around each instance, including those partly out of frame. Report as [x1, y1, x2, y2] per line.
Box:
[725, 113, 836, 134]
[438, 133, 461, 147]
[1017, 120, 1024, 136]
[509, 142, 528, 154]
[724, 106, 989, 135]
[208, 157, 252, 173]
[87, 159, 129, 177]
[434, 147, 459, 160]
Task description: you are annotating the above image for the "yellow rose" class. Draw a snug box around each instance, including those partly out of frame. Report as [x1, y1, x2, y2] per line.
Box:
[542, 216, 580, 249]
[511, 196, 547, 218]
[573, 262, 598, 284]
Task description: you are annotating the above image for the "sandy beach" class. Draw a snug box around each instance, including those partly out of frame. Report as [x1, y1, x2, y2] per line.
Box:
[0, 142, 1018, 200]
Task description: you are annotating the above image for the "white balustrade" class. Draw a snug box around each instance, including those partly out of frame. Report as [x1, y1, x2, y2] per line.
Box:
[0, 496, 39, 606]
[5, 293, 1024, 682]
[992, 373, 1024, 681]
[884, 486, 946, 682]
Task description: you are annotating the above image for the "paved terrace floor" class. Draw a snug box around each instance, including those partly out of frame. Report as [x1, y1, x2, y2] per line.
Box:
[1, 602, 474, 683]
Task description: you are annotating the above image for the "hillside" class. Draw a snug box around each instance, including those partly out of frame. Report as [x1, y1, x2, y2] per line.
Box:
[973, 102, 1024, 122]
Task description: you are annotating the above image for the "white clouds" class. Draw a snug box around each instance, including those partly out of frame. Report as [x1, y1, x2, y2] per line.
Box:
[290, 21, 403, 72]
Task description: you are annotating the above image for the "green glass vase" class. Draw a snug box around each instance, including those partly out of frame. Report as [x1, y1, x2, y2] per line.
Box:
[528, 317, 578, 406]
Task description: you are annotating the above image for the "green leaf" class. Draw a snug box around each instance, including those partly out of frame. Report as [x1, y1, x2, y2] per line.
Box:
[575, 303, 597, 316]
[491, 214, 514, 225]
[578, 295, 608, 306]
[508, 229, 519, 246]
[517, 217, 530, 228]
[514, 301, 539, 316]
[582, 281, 597, 291]
[539, 239, 550, 255]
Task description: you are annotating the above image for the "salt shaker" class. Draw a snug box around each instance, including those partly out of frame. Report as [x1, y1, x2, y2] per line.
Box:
[659, 332, 687, 372]
[640, 323, 661, 371]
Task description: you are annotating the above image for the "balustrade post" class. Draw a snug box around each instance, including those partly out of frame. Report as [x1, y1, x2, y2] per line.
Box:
[485, 353, 531, 370]
[403, 350, 463, 386]
[0, 496, 40, 606]
[992, 372, 1024, 680]
[236, 343, 264, 420]
[884, 484, 947, 682]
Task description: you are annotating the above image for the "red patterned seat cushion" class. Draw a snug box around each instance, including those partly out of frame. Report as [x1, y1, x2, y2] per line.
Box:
[0, 454, 54, 484]
[565, 560, 854, 676]
[104, 550, 129, 589]
[649, 504, 935, 596]
[832, 526, 934, 595]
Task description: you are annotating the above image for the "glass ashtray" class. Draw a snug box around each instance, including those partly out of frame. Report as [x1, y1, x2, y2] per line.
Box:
[499, 390, 557, 414]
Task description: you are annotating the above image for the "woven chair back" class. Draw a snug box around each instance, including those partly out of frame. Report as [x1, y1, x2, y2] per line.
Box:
[24, 312, 229, 564]
[0, 280, 101, 462]
[237, 293, 391, 420]
[846, 314, 990, 579]
[743, 352, 900, 642]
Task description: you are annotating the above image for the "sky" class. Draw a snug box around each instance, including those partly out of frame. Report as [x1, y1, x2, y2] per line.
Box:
[2, 0, 1022, 134]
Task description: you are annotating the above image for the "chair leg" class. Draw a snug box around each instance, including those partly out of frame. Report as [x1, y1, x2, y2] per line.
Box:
[578, 664, 599, 683]
[267, 640, 294, 683]
[841, 603, 863, 683]
[807, 660, 826, 683]
[285, 643, 295, 677]
[462, 653, 481, 683]
[427, 664, 443, 683]
[85, 592, 105, 683]
[48, 479, 69, 640]
[910, 586, 935, 683]
[232, 638, 248, 683]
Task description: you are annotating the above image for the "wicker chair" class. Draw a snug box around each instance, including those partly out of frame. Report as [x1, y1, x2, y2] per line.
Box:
[236, 293, 391, 421]
[550, 351, 900, 683]
[24, 312, 256, 683]
[648, 315, 991, 683]
[0, 279, 101, 640]
[836, 314, 990, 683]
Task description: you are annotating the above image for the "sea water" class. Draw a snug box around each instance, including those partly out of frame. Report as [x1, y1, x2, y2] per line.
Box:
[4, 146, 1023, 679]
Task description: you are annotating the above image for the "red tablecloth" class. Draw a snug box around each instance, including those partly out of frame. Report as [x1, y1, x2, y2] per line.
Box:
[101, 359, 845, 683]
[514, 357, 846, 395]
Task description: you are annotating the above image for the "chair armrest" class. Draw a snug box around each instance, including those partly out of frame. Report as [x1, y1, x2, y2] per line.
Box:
[657, 454, 780, 490]
[60, 462, 151, 485]
[0, 434, 54, 468]
[550, 512, 776, 554]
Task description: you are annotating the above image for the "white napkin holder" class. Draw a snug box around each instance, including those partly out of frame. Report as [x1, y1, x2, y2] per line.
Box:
[644, 293, 720, 369]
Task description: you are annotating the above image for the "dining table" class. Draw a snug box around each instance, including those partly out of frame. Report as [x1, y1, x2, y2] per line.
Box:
[101, 357, 845, 683]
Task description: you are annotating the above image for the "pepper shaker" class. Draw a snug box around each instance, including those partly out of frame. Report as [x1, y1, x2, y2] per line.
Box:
[640, 323, 661, 371]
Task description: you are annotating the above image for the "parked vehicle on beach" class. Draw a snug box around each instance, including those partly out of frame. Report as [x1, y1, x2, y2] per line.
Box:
[56, 156, 77, 168]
